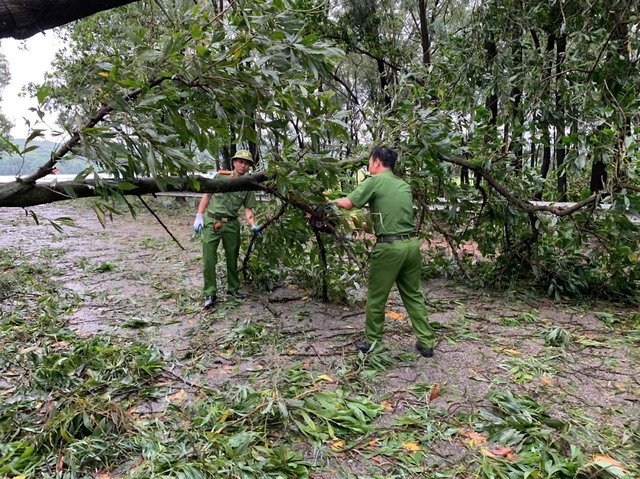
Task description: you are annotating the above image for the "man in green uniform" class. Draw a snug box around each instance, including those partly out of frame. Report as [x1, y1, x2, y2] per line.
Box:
[193, 149, 261, 309]
[332, 146, 436, 357]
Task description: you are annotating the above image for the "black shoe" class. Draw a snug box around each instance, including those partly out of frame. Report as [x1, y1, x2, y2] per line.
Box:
[416, 342, 434, 358]
[226, 291, 246, 299]
[354, 340, 372, 353]
[204, 295, 216, 309]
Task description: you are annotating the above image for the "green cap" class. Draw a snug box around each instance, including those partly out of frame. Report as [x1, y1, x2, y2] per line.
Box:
[231, 149, 255, 164]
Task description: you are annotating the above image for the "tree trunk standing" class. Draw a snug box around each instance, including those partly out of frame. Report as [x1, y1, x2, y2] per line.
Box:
[418, 0, 431, 67]
[376, 57, 391, 107]
[555, 33, 567, 202]
[484, 39, 498, 129]
[537, 132, 552, 200]
[534, 32, 555, 200]
[591, 1, 632, 193]
[0, 0, 140, 39]
[508, 17, 523, 171]
[212, 0, 224, 15]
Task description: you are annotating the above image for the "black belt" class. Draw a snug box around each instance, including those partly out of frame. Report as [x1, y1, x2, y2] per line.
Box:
[207, 212, 238, 222]
[376, 232, 418, 243]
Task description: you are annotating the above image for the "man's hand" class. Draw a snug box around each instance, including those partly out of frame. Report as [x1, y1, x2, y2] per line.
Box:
[193, 214, 204, 233]
[252, 225, 263, 236]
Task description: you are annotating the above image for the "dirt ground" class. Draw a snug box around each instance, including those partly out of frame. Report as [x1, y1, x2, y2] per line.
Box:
[1, 198, 639, 476]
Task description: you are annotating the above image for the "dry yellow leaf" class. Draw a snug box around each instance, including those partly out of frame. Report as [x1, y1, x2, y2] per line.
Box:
[429, 384, 441, 402]
[481, 447, 497, 458]
[386, 310, 406, 321]
[318, 374, 334, 382]
[218, 408, 230, 423]
[503, 349, 522, 355]
[330, 440, 345, 451]
[402, 441, 421, 452]
[168, 389, 187, 403]
[459, 428, 488, 447]
[380, 400, 394, 411]
[591, 454, 626, 472]
[491, 447, 514, 456]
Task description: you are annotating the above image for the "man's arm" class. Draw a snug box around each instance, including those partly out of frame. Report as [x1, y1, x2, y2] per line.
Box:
[332, 197, 355, 210]
[197, 193, 212, 214]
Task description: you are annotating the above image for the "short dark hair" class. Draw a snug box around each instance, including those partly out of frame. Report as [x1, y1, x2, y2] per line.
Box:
[371, 146, 397, 169]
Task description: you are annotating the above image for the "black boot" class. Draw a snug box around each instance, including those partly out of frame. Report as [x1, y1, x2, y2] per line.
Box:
[415, 342, 434, 358]
[354, 340, 372, 353]
[204, 295, 217, 309]
[226, 291, 246, 299]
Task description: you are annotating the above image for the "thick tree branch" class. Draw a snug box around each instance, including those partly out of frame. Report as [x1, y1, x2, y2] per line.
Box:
[0, 0, 141, 40]
[440, 154, 599, 216]
[0, 172, 268, 207]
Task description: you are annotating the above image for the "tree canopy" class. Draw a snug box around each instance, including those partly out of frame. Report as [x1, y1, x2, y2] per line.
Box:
[1, 0, 639, 300]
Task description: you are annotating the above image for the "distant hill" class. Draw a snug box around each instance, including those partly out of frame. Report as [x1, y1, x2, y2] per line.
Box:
[0, 138, 89, 176]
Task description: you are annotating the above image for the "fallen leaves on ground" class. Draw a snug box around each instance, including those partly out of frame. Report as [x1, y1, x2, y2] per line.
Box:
[380, 400, 394, 411]
[402, 441, 421, 452]
[459, 429, 488, 447]
[386, 310, 406, 321]
[429, 384, 441, 402]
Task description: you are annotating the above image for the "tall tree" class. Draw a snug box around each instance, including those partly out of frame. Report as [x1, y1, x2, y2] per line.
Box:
[0, 49, 11, 139]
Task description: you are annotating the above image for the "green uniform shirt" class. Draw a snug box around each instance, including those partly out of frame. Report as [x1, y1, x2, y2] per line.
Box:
[207, 172, 257, 217]
[347, 170, 416, 236]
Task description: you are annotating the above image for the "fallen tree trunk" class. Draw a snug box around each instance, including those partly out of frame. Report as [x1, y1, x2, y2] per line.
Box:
[0, 172, 268, 207]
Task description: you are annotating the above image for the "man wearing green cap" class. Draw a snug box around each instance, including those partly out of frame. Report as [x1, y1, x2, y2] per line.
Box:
[193, 149, 261, 309]
[332, 146, 436, 357]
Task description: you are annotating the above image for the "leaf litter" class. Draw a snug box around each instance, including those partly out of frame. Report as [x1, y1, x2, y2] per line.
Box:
[0, 200, 638, 478]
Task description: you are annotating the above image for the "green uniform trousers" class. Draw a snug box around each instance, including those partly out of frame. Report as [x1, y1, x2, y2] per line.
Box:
[202, 220, 241, 296]
[366, 237, 435, 348]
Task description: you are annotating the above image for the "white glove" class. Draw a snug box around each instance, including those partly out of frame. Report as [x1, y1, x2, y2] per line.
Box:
[193, 214, 204, 233]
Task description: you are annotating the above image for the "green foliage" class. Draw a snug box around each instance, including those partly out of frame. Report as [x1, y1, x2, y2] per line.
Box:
[35, 0, 347, 182]
[0, 48, 11, 142]
[0, 139, 89, 175]
[5, 0, 640, 306]
[468, 389, 637, 479]
[245, 199, 367, 302]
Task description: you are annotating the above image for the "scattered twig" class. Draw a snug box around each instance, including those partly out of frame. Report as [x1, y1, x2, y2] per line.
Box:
[242, 200, 287, 278]
[135, 195, 185, 250]
[261, 299, 281, 318]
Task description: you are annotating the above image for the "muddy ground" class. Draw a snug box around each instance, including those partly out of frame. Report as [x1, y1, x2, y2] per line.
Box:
[1, 198, 639, 477]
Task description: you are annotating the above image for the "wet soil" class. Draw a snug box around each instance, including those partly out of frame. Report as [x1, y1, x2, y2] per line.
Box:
[1, 199, 639, 474]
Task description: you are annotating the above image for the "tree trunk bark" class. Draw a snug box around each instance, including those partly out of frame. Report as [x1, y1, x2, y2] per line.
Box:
[418, 0, 431, 67]
[0, 172, 268, 207]
[555, 33, 567, 202]
[484, 38, 498, 128]
[0, 0, 140, 40]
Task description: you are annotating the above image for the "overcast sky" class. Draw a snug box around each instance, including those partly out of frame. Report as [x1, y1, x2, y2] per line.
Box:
[1, 33, 63, 140]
